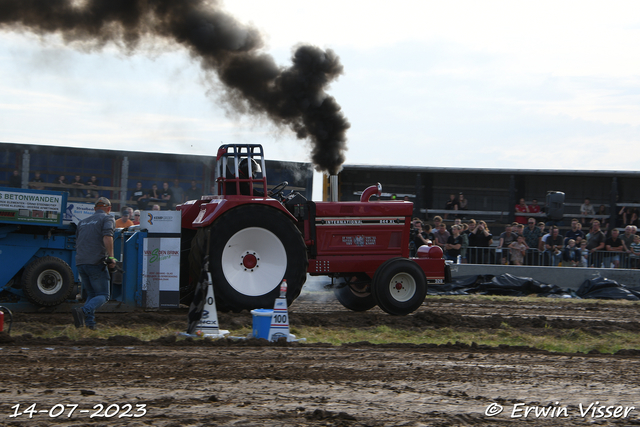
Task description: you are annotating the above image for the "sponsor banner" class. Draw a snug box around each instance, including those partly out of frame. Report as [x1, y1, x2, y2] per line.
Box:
[142, 237, 180, 308]
[140, 210, 181, 234]
[0, 187, 64, 225]
[63, 202, 96, 224]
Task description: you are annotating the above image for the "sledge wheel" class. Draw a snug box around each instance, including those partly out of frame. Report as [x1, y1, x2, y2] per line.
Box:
[208, 205, 307, 310]
[22, 256, 74, 306]
[371, 258, 427, 315]
[333, 276, 377, 312]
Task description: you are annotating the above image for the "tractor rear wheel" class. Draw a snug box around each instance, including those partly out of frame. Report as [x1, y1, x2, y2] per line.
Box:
[208, 205, 308, 311]
[371, 258, 427, 315]
[22, 256, 74, 306]
[333, 276, 377, 312]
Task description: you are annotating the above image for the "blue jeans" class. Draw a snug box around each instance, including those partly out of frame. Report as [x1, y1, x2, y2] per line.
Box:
[77, 264, 110, 327]
[545, 250, 562, 266]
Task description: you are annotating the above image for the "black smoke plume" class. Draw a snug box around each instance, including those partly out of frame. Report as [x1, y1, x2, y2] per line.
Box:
[0, 0, 349, 173]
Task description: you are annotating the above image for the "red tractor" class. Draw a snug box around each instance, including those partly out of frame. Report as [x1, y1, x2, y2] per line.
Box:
[178, 144, 448, 315]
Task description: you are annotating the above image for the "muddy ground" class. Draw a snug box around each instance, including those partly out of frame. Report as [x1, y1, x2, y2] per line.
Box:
[2, 294, 640, 426]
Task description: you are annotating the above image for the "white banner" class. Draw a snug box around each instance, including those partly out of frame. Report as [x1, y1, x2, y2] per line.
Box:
[142, 237, 180, 308]
[140, 210, 181, 234]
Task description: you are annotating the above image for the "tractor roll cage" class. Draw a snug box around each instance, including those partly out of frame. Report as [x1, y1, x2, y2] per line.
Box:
[215, 144, 268, 196]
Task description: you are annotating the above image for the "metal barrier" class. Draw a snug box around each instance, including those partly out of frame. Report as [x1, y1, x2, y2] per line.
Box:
[454, 247, 640, 268]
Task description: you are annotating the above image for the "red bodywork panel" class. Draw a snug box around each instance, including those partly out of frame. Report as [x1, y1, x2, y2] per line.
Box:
[308, 201, 445, 281]
[313, 201, 413, 258]
[178, 196, 296, 229]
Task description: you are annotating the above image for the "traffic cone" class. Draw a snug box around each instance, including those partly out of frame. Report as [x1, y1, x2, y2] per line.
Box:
[267, 280, 291, 342]
[194, 275, 229, 339]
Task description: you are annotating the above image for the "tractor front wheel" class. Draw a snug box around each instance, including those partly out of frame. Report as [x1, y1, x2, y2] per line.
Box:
[371, 258, 427, 315]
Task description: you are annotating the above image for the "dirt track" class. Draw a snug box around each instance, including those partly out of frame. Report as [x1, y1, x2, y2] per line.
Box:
[2, 295, 640, 426]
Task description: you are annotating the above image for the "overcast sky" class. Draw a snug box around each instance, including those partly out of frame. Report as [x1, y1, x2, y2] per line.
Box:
[1, 0, 639, 199]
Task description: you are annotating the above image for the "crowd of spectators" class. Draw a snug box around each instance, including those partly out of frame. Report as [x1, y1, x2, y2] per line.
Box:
[7, 171, 204, 212]
[22, 172, 104, 198]
[411, 214, 640, 269]
[129, 179, 202, 210]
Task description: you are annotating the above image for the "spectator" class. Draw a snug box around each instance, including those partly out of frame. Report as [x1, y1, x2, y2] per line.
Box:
[457, 193, 468, 210]
[498, 224, 518, 264]
[130, 181, 149, 210]
[580, 198, 595, 224]
[523, 218, 542, 248]
[434, 223, 450, 250]
[445, 225, 463, 262]
[160, 182, 173, 208]
[444, 194, 458, 219]
[56, 175, 68, 186]
[432, 216, 443, 232]
[151, 204, 161, 211]
[424, 224, 436, 241]
[562, 239, 581, 267]
[515, 198, 529, 224]
[619, 204, 639, 227]
[508, 235, 528, 266]
[185, 180, 202, 201]
[604, 228, 627, 268]
[468, 220, 493, 264]
[539, 225, 551, 252]
[579, 241, 589, 267]
[148, 184, 161, 202]
[411, 221, 431, 256]
[69, 175, 84, 198]
[459, 224, 469, 263]
[464, 219, 476, 237]
[30, 171, 45, 190]
[564, 218, 585, 246]
[529, 199, 541, 215]
[457, 193, 468, 218]
[523, 218, 542, 265]
[132, 210, 141, 225]
[585, 220, 606, 267]
[170, 179, 185, 208]
[621, 225, 636, 255]
[9, 170, 21, 188]
[86, 175, 100, 198]
[630, 234, 640, 269]
[544, 226, 563, 266]
[514, 223, 524, 237]
[595, 204, 608, 228]
[115, 209, 134, 229]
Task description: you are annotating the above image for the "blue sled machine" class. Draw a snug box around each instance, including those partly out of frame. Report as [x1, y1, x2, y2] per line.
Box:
[0, 186, 147, 312]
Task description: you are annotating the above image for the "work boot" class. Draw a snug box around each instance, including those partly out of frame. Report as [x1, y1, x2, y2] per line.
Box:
[72, 307, 85, 328]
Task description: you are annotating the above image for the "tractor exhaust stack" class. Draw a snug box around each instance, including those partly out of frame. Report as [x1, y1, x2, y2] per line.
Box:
[330, 175, 339, 202]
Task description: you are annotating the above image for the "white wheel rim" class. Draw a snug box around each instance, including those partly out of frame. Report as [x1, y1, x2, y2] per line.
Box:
[387, 272, 416, 302]
[221, 227, 287, 297]
[38, 269, 64, 295]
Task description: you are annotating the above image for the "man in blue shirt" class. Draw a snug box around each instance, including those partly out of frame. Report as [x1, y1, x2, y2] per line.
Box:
[73, 197, 116, 330]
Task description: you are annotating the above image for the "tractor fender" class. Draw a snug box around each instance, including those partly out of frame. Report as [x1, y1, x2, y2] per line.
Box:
[191, 196, 297, 228]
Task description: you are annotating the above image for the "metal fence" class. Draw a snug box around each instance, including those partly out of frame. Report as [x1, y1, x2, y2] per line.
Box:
[454, 247, 640, 268]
